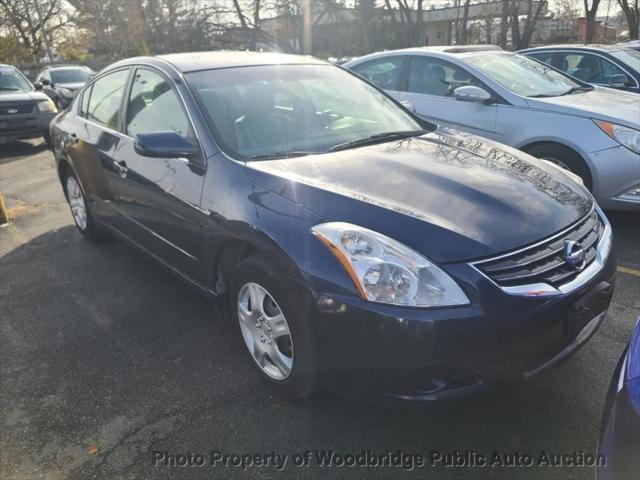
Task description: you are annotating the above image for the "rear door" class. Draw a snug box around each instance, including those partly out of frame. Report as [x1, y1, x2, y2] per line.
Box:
[63, 68, 131, 225]
[401, 56, 499, 140]
[110, 67, 206, 284]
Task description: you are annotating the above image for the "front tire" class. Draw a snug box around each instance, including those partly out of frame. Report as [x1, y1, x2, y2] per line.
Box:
[230, 254, 316, 398]
[63, 171, 107, 241]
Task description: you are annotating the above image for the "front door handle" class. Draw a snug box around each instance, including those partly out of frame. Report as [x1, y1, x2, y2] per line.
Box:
[113, 160, 128, 177]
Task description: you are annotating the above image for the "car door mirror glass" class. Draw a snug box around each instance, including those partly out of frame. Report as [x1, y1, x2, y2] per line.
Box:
[134, 132, 199, 159]
[453, 85, 492, 103]
[608, 74, 630, 87]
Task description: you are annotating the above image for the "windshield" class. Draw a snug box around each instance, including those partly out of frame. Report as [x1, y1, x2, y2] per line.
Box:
[186, 64, 425, 159]
[610, 49, 640, 73]
[51, 68, 93, 84]
[467, 53, 581, 97]
[0, 66, 32, 92]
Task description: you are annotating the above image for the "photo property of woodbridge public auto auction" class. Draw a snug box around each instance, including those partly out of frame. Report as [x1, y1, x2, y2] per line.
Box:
[1, 0, 639, 479]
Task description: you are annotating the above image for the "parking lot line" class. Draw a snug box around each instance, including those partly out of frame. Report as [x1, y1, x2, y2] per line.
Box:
[618, 265, 640, 277]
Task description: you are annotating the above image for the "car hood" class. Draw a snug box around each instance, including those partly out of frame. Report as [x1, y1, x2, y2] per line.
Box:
[526, 87, 640, 128]
[246, 129, 593, 262]
[56, 82, 85, 91]
[0, 90, 49, 104]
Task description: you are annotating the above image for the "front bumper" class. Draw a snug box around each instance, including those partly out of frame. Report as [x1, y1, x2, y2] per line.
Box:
[306, 221, 617, 401]
[0, 109, 56, 142]
[589, 145, 640, 211]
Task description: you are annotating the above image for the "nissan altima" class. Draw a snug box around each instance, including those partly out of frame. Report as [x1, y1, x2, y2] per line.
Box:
[50, 52, 616, 400]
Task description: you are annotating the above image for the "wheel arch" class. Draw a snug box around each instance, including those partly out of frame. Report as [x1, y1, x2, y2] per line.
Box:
[519, 139, 595, 190]
[209, 224, 309, 297]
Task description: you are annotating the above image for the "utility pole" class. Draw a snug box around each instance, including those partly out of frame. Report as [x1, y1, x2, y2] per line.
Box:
[303, 0, 312, 54]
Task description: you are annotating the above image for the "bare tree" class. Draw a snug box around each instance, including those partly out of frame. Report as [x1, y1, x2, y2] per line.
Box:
[0, 0, 70, 62]
[509, 0, 547, 49]
[583, 0, 602, 42]
[617, 0, 639, 39]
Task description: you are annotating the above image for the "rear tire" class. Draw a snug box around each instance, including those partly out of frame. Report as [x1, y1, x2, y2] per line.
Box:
[526, 144, 593, 190]
[229, 254, 316, 399]
[63, 170, 107, 241]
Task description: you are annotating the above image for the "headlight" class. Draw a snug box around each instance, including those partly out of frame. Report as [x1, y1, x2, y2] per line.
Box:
[37, 99, 57, 113]
[594, 120, 640, 154]
[58, 87, 73, 97]
[311, 222, 469, 307]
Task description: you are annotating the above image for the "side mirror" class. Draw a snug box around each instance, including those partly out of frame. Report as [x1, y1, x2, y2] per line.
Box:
[609, 74, 630, 88]
[399, 99, 416, 112]
[453, 85, 492, 103]
[34, 82, 43, 90]
[134, 131, 199, 159]
[41, 78, 51, 86]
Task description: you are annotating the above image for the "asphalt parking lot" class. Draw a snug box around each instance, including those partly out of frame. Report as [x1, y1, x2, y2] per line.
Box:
[1, 139, 639, 480]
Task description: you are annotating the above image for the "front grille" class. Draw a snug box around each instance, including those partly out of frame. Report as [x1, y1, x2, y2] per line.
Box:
[475, 210, 603, 287]
[0, 104, 34, 116]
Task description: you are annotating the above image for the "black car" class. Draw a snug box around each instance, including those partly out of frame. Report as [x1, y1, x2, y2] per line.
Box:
[0, 64, 58, 145]
[50, 52, 616, 400]
[34, 64, 94, 110]
[520, 45, 640, 94]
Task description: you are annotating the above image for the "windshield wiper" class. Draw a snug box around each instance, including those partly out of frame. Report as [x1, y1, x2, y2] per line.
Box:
[560, 86, 594, 95]
[329, 130, 427, 152]
[245, 151, 320, 161]
[0, 87, 21, 91]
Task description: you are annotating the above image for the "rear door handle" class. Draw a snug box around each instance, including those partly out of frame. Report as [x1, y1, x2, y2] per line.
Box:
[113, 160, 128, 177]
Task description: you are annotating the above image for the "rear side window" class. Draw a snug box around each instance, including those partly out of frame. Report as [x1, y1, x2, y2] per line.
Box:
[126, 68, 191, 139]
[87, 69, 129, 130]
[351, 57, 404, 90]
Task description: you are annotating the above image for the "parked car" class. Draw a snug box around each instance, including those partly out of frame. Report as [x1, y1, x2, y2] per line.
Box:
[34, 64, 94, 110]
[344, 46, 640, 211]
[0, 63, 57, 146]
[520, 44, 640, 94]
[618, 40, 640, 53]
[51, 52, 616, 400]
[597, 316, 640, 480]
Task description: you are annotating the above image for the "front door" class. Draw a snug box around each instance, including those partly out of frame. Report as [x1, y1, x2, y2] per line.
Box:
[111, 67, 206, 284]
[402, 56, 500, 141]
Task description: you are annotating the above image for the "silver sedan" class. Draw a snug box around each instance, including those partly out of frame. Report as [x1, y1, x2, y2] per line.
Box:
[345, 47, 640, 211]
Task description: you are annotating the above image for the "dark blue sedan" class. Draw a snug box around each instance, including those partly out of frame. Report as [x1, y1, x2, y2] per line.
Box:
[50, 52, 616, 400]
[598, 316, 640, 479]
[521, 45, 640, 94]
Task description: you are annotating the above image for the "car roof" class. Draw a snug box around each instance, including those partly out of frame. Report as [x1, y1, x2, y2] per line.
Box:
[156, 51, 328, 73]
[521, 44, 628, 53]
[45, 64, 91, 70]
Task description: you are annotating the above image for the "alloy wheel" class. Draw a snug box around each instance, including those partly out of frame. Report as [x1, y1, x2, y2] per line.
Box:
[237, 282, 293, 380]
[66, 176, 87, 230]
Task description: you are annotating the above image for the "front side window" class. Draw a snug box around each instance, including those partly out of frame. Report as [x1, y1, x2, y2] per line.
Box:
[187, 64, 423, 159]
[126, 69, 191, 139]
[467, 53, 580, 97]
[556, 52, 625, 84]
[80, 85, 92, 118]
[0, 66, 32, 93]
[87, 69, 129, 130]
[351, 57, 404, 90]
[408, 57, 482, 97]
[526, 51, 556, 66]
